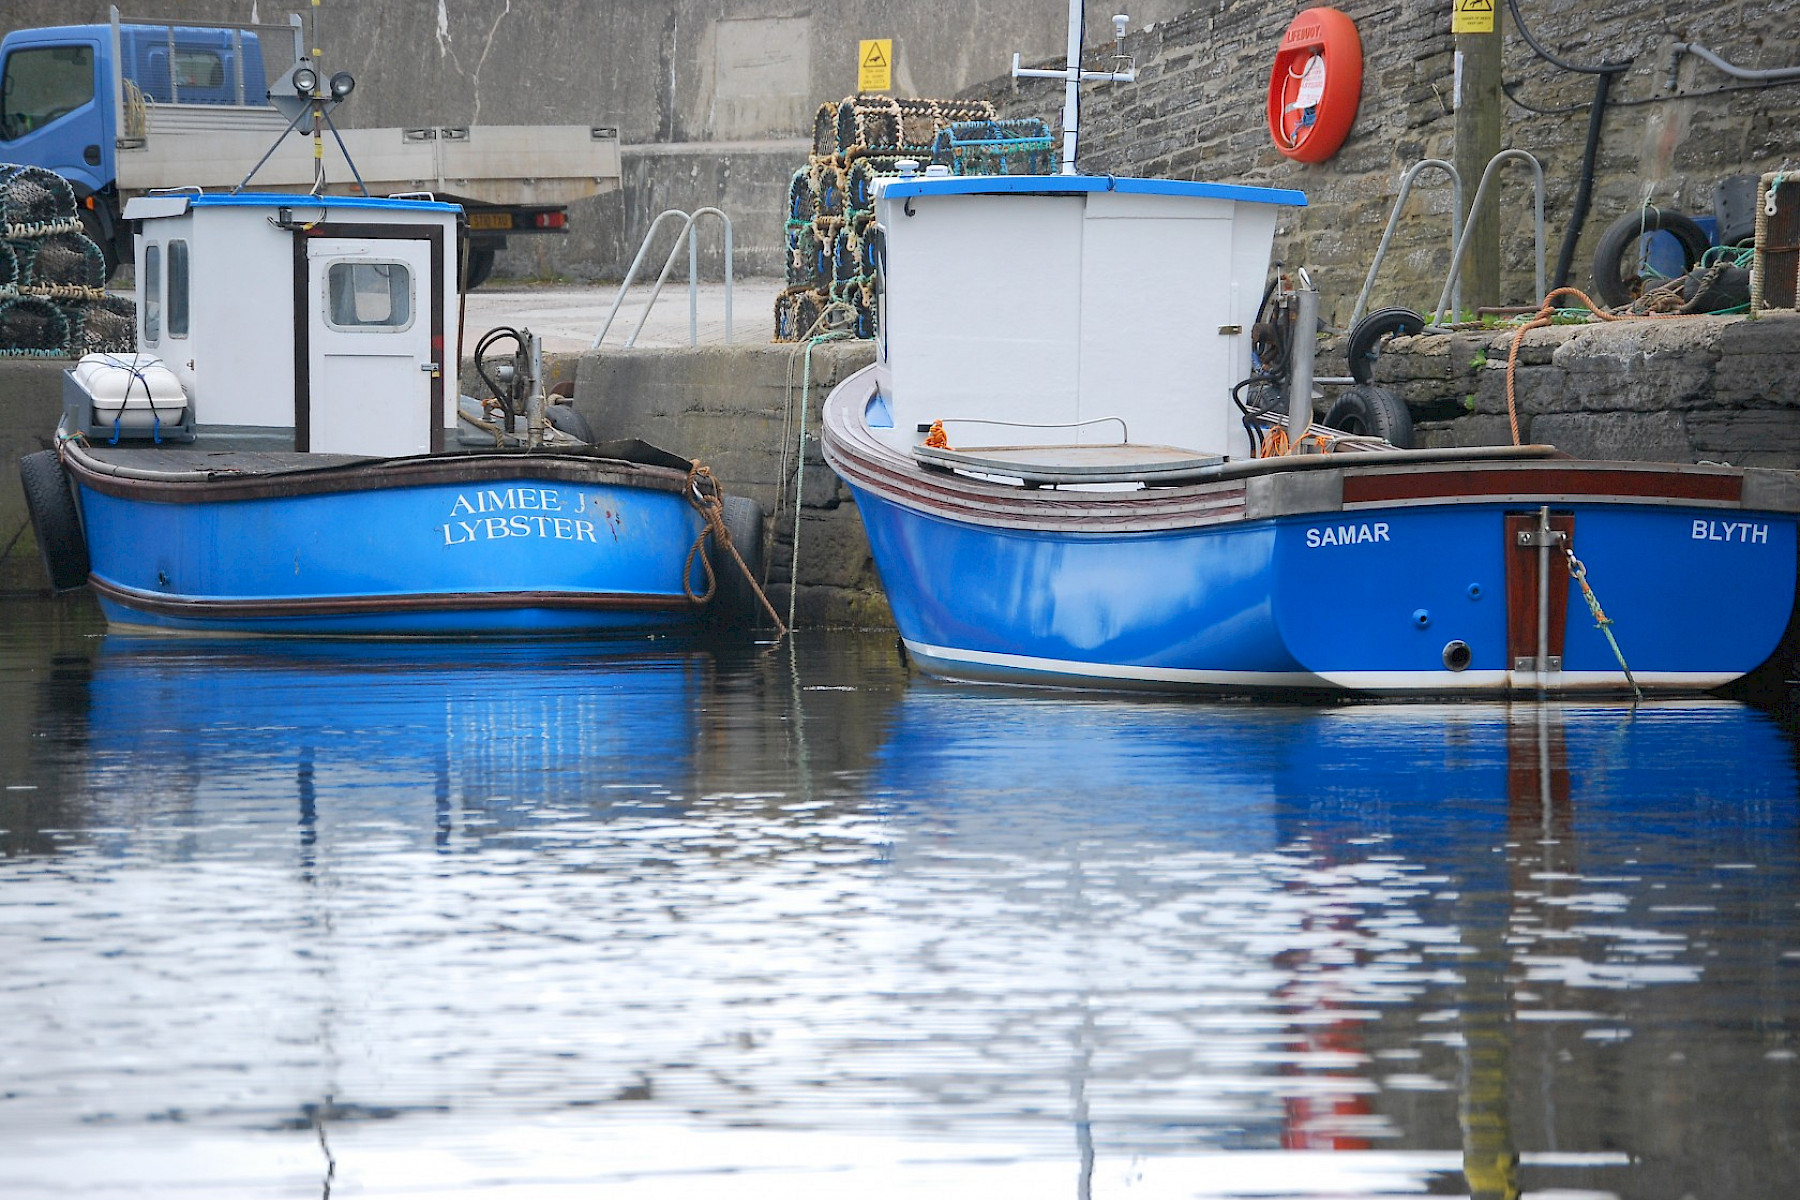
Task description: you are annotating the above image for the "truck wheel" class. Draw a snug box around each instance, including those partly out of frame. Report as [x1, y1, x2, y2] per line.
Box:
[78, 207, 120, 280]
[462, 247, 497, 290]
[19, 450, 90, 592]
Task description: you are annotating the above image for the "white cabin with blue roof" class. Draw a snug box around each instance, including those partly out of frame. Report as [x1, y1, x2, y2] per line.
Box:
[119, 191, 460, 456]
[869, 174, 1304, 460]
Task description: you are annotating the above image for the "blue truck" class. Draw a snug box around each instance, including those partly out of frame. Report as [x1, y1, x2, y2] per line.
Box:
[0, 13, 621, 286]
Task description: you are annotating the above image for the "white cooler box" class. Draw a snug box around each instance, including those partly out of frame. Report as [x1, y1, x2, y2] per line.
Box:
[63, 353, 193, 442]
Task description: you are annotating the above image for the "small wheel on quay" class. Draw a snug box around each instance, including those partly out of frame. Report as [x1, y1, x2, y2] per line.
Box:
[1323, 384, 1414, 448]
[1344, 306, 1425, 384]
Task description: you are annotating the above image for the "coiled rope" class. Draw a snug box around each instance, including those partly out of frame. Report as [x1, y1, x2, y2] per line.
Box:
[1503, 285, 1689, 446]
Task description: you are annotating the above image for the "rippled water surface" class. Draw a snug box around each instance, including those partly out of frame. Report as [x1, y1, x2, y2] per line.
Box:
[2, 596, 1798, 1199]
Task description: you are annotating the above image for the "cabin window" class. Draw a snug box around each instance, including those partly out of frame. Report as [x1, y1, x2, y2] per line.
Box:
[142, 243, 161, 344]
[171, 50, 226, 91]
[166, 240, 189, 338]
[325, 261, 414, 331]
[0, 44, 96, 141]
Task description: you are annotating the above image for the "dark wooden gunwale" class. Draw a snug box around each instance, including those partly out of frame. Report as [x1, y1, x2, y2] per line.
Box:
[63, 443, 694, 505]
[821, 369, 1775, 535]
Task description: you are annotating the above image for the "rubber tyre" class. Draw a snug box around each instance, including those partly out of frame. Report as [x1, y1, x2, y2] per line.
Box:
[19, 449, 90, 592]
[706, 495, 766, 631]
[1590, 209, 1711, 308]
[1344, 306, 1425, 384]
[462, 247, 497, 290]
[544, 403, 594, 443]
[1323, 384, 1413, 448]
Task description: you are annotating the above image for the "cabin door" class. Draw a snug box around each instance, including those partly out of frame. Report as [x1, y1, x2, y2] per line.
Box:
[303, 236, 440, 456]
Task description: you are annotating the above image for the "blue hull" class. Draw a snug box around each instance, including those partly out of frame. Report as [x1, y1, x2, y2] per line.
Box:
[847, 486, 1797, 696]
[73, 465, 712, 636]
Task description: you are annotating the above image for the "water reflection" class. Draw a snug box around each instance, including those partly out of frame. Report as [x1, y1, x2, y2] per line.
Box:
[0, 606, 1795, 1198]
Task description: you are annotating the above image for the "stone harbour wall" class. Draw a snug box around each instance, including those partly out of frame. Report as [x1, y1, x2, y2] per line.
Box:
[1366, 311, 1800, 466]
[977, 0, 1800, 328]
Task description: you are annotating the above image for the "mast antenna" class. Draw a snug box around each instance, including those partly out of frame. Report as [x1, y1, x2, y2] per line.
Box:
[1010, 2, 1136, 175]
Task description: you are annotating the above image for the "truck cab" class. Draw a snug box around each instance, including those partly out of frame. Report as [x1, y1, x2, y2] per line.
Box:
[0, 27, 112, 199]
[0, 20, 285, 267]
[0, 13, 620, 287]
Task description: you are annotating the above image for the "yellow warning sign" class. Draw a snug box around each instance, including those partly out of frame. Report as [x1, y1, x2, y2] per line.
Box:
[859, 39, 893, 92]
[1452, 0, 1495, 34]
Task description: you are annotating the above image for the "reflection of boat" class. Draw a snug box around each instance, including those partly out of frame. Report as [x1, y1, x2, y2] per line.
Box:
[873, 691, 1799, 854]
[77, 638, 709, 833]
[19, 73, 761, 636]
[869, 687, 1798, 1180]
[821, 10, 1799, 698]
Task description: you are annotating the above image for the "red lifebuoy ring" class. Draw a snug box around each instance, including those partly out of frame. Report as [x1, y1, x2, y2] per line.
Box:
[1266, 8, 1363, 164]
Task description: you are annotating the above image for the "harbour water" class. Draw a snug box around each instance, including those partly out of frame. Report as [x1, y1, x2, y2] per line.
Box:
[2, 595, 1797, 1198]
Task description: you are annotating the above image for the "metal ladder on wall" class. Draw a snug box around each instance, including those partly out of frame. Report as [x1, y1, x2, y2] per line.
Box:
[1352, 150, 1547, 329]
[590, 208, 735, 348]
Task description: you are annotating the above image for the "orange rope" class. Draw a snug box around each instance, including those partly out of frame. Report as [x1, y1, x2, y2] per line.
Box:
[1504, 286, 1689, 447]
[923, 420, 950, 449]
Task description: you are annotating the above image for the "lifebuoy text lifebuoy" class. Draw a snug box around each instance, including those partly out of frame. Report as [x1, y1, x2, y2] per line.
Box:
[1266, 8, 1363, 164]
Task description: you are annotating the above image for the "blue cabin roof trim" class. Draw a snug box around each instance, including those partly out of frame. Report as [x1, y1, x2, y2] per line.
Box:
[879, 174, 1307, 207]
[187, 193, 463, 214]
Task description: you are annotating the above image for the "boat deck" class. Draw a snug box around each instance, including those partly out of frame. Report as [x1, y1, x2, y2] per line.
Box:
[83, 447, 374, 476]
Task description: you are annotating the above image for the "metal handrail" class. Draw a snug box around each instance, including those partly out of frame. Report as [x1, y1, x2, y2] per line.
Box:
[590, 207, 734, 349]
[1430, 149, 1546, 328]
[1350, 159, 1462, 328]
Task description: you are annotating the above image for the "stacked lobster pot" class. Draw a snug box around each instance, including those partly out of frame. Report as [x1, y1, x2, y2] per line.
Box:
[776, 95, 998, 342]
[0, 164, 133, 358]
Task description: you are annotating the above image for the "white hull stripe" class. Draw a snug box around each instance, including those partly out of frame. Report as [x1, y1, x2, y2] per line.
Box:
[903, 640, 1736, 694]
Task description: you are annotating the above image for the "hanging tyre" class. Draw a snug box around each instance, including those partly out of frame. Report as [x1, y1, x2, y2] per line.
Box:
[19, 449, 90, 592]
[545, 402, 594, 443]
[706, 494, 767, 631]
[1323, 384, 1413, 448]
[1590, 208, 1711, 308]
[1344, 305, 1424, 384]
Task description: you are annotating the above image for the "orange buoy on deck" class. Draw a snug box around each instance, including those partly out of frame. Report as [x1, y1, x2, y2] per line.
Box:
[1266, 7, 1363, 164]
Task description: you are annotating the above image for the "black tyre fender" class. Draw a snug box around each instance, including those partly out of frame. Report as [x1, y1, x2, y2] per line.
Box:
[1590, 209, 1711, 308]
[1345, 306, 1425, 384]
[706, 494, 767, 630]
[544, 402, 594, 443]
[1323, 384, 1414, 448]
[19, 449, 90, 592]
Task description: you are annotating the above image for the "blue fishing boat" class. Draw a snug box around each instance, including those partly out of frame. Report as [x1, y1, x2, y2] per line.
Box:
[20, 190, 765, 636]
[821, 8, 1799, 698]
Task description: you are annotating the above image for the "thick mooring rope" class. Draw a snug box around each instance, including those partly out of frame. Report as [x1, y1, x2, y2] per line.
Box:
[683, 462, 788, 635]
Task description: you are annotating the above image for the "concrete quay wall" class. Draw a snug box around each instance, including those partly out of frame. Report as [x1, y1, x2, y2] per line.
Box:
[566, 342, 885, 629]
[0, 359, 66, 594]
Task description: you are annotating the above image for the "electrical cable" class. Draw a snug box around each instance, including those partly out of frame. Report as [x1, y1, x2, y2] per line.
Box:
[1504, 0, 1632, 76]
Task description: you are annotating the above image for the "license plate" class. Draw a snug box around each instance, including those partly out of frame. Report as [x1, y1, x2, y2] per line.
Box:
[467, 211, 513, 230]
